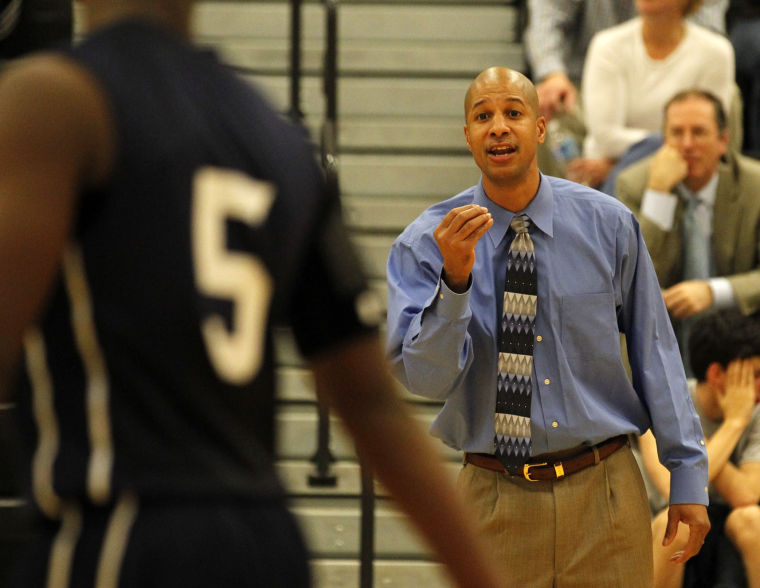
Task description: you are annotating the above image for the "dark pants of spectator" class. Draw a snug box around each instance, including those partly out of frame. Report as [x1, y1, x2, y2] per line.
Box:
[683, 503, 747, 588]
[731, 19, 760, 158]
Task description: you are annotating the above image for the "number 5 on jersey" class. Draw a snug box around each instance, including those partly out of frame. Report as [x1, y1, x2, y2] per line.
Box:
[192, 167, 275, 385]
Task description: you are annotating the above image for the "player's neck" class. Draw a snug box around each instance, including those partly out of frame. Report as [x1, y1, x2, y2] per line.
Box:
[83, 1, 194, 39]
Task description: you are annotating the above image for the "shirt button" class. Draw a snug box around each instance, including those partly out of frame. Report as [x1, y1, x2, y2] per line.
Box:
[536, 335, 543, 342]
[544, 378, 551, 385]
[705, 486, 709, 493]
[552, 421, 559, 428]
[699, 439, 705, 446]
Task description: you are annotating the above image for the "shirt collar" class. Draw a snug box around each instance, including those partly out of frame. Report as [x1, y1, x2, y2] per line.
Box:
[677, 171, 718, 207]
[474, 174, 554, 248]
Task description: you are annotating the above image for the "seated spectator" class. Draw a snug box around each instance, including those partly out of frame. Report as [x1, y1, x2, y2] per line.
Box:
[525, 0, 727, 123]
[728, 0, 760, 158]
[638, 309, 760, 588]
[615, 89, 760, 372]
[570, 0, 734, 189]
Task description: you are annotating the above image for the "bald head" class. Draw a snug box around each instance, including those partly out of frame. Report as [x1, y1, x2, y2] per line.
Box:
[464, 67, 540, 119]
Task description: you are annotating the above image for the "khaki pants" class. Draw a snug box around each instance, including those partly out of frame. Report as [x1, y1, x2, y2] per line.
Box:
[457, 444, 653, 588]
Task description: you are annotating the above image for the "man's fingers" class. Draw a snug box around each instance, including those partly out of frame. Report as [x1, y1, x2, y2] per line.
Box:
[662, 511, 680, 547]
[436, 206, 491, 244]
[671, 525, 708, 564]
[439, 205, 488, 232]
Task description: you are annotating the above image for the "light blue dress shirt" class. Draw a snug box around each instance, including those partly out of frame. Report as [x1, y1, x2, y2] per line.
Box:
[386, 174, 708, 505]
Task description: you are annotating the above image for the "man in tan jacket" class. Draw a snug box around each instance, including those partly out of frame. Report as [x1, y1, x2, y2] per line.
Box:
[616, 89, 760, 342]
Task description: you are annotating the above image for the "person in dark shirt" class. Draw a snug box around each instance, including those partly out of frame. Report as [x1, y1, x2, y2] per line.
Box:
[0, 1, 501, 586]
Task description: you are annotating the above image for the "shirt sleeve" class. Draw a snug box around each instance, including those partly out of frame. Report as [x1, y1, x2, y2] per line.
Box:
[709, 277, 737, 309]
[640, 188, 679, 231]
[524, 0, 581, 82]
[385, 235, 475, 400]
[617, 212, 709, 505]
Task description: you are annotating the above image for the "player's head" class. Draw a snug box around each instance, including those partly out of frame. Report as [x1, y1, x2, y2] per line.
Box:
[689, 310, 760, 401]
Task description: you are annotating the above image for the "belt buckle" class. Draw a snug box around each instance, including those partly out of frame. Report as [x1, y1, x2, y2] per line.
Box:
[523, 462, 547, 482]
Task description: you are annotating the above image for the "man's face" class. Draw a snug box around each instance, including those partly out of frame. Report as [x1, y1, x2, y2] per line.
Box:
[752, 356, 760, 404]
[663, 97, 728, 191]
[463, 78, 545, 194]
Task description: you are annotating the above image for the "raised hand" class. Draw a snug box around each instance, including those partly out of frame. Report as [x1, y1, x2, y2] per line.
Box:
[718, 358, 756, 428]
[662, 280, 713, 319]
[433, 204, 493, 293]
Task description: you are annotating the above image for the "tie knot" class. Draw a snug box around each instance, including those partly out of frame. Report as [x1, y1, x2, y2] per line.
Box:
[510, 215, 531, 234]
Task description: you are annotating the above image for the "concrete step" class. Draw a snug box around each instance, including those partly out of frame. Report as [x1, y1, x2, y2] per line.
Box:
[275, 404, 458, 460]
[206, 37, 522, 77]
[276, 459, 459, 497]
[277, 366, 441, 405]
[193, 2, 520, 45]
[340, 153, 479, 198]
[292, 497, 433, 557]
[310, 559, 451, 588]
[343, 195, 437, 232]
[246, 75, 476, 119]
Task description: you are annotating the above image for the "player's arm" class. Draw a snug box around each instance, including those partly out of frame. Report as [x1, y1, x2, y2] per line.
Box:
[0, 56, 114, 400]
[309, 334, 501, 588]
[712, 461, 760, 508]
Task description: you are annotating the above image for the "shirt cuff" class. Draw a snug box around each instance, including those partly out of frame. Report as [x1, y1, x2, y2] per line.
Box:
[433, 276, 472, 320]
[669, 467, 709, 506]
[641, 189, 678, 231]
[709, 278, 736, 309]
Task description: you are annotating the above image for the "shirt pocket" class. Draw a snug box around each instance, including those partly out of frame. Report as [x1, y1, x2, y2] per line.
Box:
[560, 292, 619, 361]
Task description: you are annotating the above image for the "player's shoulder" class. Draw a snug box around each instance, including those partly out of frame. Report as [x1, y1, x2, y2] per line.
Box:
[0, 52, 97, 102]
[0, 52, 114, 185]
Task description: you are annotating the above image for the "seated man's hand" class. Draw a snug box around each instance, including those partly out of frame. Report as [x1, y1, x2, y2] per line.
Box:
[647, 145, 688, 193]
[718, 358, 756, 428]
[662, 280, 713, 319]
[566, 157, 614, 188]
[536, 72, 577, 121]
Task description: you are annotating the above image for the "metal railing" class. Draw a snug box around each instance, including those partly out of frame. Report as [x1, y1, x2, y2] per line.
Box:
[289, 1, 376, 585]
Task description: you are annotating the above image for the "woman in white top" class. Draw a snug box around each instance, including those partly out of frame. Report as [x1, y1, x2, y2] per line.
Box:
[569, 0, 735, 188]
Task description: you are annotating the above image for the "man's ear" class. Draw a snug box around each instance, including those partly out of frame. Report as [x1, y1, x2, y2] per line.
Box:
[718, 130, 730, 159]
[536, 115, 547, 145]
[464, 124, 472, 153]
[705, 362, 726, 389]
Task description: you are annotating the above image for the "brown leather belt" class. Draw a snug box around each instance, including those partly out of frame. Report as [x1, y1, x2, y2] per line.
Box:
[464, 435, 629, 482]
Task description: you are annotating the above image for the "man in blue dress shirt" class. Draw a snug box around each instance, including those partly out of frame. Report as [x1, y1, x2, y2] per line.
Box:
[386, 66, 710, 586]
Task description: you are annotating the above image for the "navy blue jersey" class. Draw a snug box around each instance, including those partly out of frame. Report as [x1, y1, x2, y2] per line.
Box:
[13, 20, 374, 513]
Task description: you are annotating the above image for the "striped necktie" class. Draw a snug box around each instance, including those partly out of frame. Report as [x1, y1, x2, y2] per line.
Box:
[494, 215, 537, 474]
